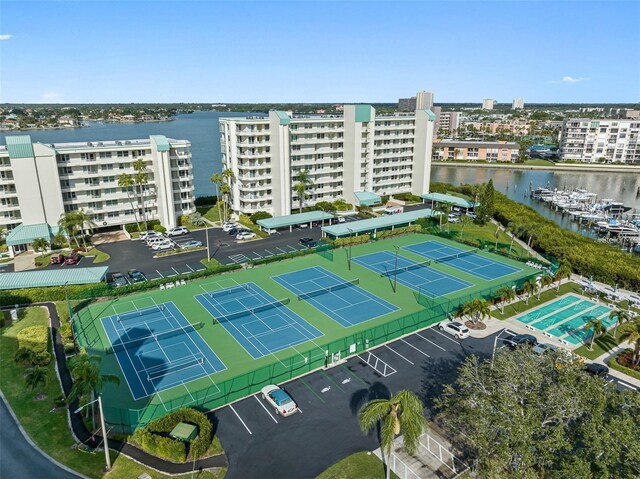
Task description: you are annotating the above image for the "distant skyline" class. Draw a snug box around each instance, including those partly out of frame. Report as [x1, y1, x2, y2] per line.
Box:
[1, 1, 639, 104]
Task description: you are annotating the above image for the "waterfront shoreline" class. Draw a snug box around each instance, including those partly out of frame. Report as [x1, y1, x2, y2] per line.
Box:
[432, 161, 639, 173]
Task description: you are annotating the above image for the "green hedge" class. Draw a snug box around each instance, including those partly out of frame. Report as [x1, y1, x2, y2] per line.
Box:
[131, 408, 215, 462]
[609, 349, 640, 381]
[375, 225, 421, 239]
[334, 234, 370, 247]
[124, 219, 161, 233]
[251, 246, 320, 266]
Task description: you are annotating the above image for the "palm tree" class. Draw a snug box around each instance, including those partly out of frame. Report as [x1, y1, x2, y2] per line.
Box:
[554, 263, 572, 293]
[539, 274, 554, 299]
[73, 209, 96, 251]
[67, 354, 120, 429]
[506, 221, 516, 254]
[461, 298, 490, 325]
[32, 237, 50, 257]
[584, 318, 607, 350]
[210, 173, 223, 225]
[521, 279, 536, 305]
[293, 170, 314, 213]
[24, 366, 48, 393]
[58, 212, 79, 249]
[118, 172, 141, 232]
[359, 390, 426, 479]
[132, 159, 149, 231]
[610, 309, 630, 336]
[497, 287, 516, 313]
[619, 321, 640, 367]
[222, 168, 235, 221]
[220, 183, 231, 222]
[458, 214, 470, 239]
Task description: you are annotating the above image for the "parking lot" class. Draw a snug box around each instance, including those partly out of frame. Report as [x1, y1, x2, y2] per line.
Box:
[212, 324, 637, 479]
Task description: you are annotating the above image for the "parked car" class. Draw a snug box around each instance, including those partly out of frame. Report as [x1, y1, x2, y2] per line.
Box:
[64, 252, 82, 265]
[299, 237, 315, 247]
[178, 240, 203, 249]
[127, 269, 147, 283]
[222, 222, 239, 232]
[147, 236, 168, 245]
[167, 226, 189, 237]
[261, 385, 298, 417]
[140, 231, 162, 241]
[152, 241, 174, 251]
[337, 217, 346, 223]
[438, 320, 470, 339]
[466, 211, 477, 219]
[532, 343, 558, 355]
[236, 231, 256, 240]
[297, 223, 309, 229]
[448, 214, 461, 223]
[50, 253, 65, 264]
[228, 227, 248, 236]
[584, 363, 609, 377]
[111, 272, 129, 287]
[504, 334, 538, 350]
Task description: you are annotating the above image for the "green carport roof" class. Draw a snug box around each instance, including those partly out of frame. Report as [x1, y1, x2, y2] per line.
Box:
[6, 223, 61, 246]
[420, 192, 478, 209]
[0, 267, 109, 290]
[5, 135, 34, 159]
[354, 191, 381, 206]
[321, 209, 436, 237]
[257, 211, 335, 229]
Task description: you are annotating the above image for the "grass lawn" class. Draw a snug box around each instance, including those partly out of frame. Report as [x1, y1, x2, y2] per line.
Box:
[523, 159, 556, 166]
[86, 247, 111, 264]
[105, 455, 225, 479]
[574, 329, 625, 360]
[34, 252, 55, 268]
[491, 282, 582, 320]
[197, 204, 223, 224]
[200, 258, 223, 269]
[444, 222, 529, 259]
[238, 214, 269, 238]
[317, 452, 399, 479]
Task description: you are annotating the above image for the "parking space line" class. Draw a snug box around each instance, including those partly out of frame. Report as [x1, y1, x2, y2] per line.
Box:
[384, 345, 415, 364]
[320, 370, 346, 393]
[617, 380, 637, 390]
[276, 247, 289, 254]
[186, 264, 195, 272]
[432, 329, 461, 345]
[286, 245, 297, 252]
[156, 270, 164, 278]
[253, 395, 278, 423]
[416, 332, 446, 351]
[401, 339, 430, 358]
[229, 405, 252, 435]
[299, 378, 325, 403]
[172, 267, 180, 275]
[264, 249, 276, 256]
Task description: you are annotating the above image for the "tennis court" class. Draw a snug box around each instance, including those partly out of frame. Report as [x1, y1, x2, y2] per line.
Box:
[403, 240, 521, 280]
[352, 251, 472, 298]
[273, 266, 399, 327]
[195, 282, 323, 359]
[101, 301, 225, 400]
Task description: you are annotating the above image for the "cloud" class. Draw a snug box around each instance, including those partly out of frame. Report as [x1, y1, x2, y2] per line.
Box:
[42, 92, 64, 102]
[551, 76, 588, 84]
[0, 34, 13, 41]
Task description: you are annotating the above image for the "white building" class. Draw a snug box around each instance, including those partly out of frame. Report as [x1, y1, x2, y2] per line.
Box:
[432, 107, 460, 137]
[219, 105, 435, 216]
[482, 99, 496, 110]
[416, 91, 434, 111]
[1, 135, 195, 253]
[559, 119, 640, 164]
[512, 98, 525, 110]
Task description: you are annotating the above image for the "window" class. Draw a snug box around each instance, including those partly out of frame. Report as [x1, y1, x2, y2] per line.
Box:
[56, 154, 70, 162]
[80, 153, 95, 160]
[101, 164, 113, 171]
[105, 199, 118, 206]
[99, 152, 112, 159]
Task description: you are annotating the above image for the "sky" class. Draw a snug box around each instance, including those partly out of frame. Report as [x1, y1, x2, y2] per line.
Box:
[1, 0, 639, 104]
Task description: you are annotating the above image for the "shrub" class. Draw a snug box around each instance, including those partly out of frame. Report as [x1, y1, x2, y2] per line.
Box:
[194, 196, 218, 206]
[249, 211, 272, 223]
[124, 220, 161, 233]
[17, 325, 49, 355]
[131, 429, 186, 463]
[314, 201, 337, 212]
[609, 349, 640, 381]
[153, 224, 167, 234]
[334, 234, 370, 247]
[332, 199, 352, 211]
[393, 192, 423, 203]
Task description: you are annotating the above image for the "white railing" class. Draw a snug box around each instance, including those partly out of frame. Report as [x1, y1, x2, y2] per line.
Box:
[418, 433, 468, 475]
[387, 453, 421, 479]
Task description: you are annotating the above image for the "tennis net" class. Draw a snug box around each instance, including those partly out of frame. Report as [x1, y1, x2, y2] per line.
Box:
[433, 248, 478, 265]
[108, 322, 204, 354]
[116, 304, 165, 322]
[215, 298, 290, 323]
[297, 279, 360, 301]
[145, 355, 205, 381]
[208, 284, 250, 299]
[380, 260, 431, 278]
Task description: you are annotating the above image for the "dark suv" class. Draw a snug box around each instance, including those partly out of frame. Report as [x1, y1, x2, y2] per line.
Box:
[299, 237, 317, 248]
[504, 334, 538, 350]
[584, 363, 609, 377]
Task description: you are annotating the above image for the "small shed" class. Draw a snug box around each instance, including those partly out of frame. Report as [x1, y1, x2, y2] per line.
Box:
[169, 422, 198, 442]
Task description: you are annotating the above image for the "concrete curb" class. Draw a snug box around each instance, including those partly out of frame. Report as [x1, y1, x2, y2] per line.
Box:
[0, 390, 90, 479]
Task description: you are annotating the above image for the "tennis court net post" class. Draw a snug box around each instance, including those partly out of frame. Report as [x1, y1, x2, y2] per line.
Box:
[214, 298, 291, 323]
[297, 279, 360, 301]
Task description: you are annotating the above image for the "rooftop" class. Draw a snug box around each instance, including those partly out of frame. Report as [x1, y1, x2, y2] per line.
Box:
[257, 210, 336, 229]
[1, 136, 189, 153]
[0, 267, 109, 290]
[6, 223, 61, 246]
[420, 192, 478, 209]
[321, 209, 435, 237]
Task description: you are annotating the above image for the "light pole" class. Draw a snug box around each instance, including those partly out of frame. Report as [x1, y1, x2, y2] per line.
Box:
[74, 395, 111, 471]
[347, 227, 354, 271]
[393, 245, 399, 293]
[205, 223, 210, 262]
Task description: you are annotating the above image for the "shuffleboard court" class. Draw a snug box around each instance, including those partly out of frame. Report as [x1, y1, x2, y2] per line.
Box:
[353, 251, 472, 297]
[515, 295, 582, 324]
[195, 283, 323, 359]
[272, 266, 398, 327]
[101, 301, 225, 400]
[403, 240, 521, 280]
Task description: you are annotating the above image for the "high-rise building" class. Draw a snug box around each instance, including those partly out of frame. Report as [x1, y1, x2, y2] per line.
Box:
[432, 140, 520, 162]
[559, 119, 640, 164]
[219, 105, 436, 216]
[0, 135, 195, 251]
[512, 98, 525, 110]
[482, 99, 496, 110]
[432, 107, 460, 137]
[398, 96, 416, 112]
[416, 91, 434, 111]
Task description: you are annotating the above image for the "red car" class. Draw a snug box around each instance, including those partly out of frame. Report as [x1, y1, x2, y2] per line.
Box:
[64, 252, 82, 265]
[50, 253, 65, 264]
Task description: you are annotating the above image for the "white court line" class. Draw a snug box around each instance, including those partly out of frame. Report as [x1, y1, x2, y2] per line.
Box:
[385, 345, 414, 364]
[254, 395, 279, 423]
[229, 405, 252, 434]
[401, 339, 430, 358]
[416, 332, 446, 351]
[431, 328, 461, 345]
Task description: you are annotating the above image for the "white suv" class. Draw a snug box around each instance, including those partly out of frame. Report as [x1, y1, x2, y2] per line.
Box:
[222, 222, 239, 232]
[438, 320, 470, 339]
[167, 226, 189, 237]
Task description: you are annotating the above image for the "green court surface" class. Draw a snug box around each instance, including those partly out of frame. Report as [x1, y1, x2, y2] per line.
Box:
[74, 233, 538, 431]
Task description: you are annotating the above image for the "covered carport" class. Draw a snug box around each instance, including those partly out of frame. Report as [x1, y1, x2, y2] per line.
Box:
[420, 192, 478, 212]
[256, 211, 336, 233]
[5, 223, 61, 258]
[0, 267, 109, 290]
[354, 191, 382, 207]
[321, 209, 436, 238]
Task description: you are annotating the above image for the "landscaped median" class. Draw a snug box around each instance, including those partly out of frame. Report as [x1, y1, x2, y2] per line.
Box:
[317, 451, 400, 479]
[609, 349, 640, 381]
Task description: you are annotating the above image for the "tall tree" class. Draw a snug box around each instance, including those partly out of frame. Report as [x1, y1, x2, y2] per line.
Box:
[293, 170, 314, 213]
[584, 318, 607, 350]
[210, 173, 223, 225]
[118, 172, 141, 232]
[610, 309, 630, 336]
[73, 209, 96, 250]
[132, 159, 149, 231]
[554, 263, 573, 293]
[497, 286, 516, 313]
[475, 179, 495, 224]
[31, 237, 50, 257]
[58, 212, 79, 249]
[539, 274, 554, 299]
[222, 168, 235, 222]
[359, 390, 426, 479]
[521, 279, 537, 305]
[619, 320, 640, 367]
[462, 298, 490, 325]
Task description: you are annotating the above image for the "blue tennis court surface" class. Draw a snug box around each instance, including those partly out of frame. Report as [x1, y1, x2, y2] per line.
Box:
[272, 266, 399, 327]
[101, 302, 225, 400]
[195, 283, 323, 359]
[403, 240, 521, 280]
[353, 251, 472, 298]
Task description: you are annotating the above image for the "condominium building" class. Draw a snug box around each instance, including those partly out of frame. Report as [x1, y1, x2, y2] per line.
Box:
[432, 140, 520, 162]
[512, 98, 525, 110]
[219, 105, 435, 216]
[416, 91, 434, 111]
[482, 99, 496, 110]
[432, 107, 460, 137]
[559, 119, 640, 163]
[0, 135, 195, 252]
